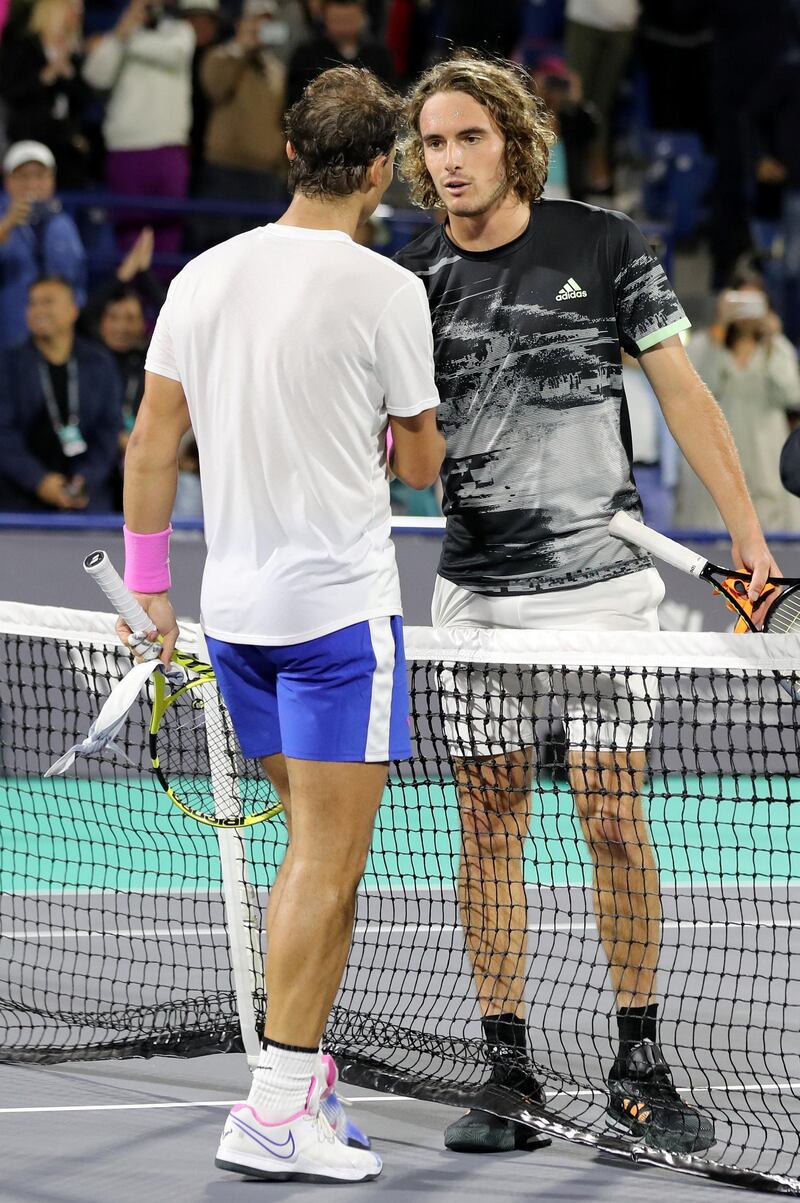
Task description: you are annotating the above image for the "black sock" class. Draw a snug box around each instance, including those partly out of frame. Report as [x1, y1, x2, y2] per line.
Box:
[482, 1012, 528, 1055]
[481, 1013, 542, 1100]
[616, 1003, 659, 1066]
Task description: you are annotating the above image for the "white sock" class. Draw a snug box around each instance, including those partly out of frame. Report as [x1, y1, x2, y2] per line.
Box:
[247, 1043, 318, 1121]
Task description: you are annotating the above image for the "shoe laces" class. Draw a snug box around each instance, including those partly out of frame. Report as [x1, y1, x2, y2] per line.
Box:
[313, 1106, 338, 1146]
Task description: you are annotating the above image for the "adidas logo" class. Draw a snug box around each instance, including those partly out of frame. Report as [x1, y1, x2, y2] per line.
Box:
[555, 277, 588, 300]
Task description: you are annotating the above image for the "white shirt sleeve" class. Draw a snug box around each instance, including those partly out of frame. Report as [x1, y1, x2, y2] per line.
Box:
[145, 297, 181, 382]
[374, 278, 440, 417]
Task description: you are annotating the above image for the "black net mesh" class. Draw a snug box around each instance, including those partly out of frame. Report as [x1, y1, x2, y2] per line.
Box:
[2, 610, 799, 1193]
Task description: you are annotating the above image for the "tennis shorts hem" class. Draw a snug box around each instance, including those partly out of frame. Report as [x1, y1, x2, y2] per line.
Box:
[206, 617, 411, 763]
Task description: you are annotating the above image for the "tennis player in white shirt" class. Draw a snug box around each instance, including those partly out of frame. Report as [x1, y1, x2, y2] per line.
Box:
[117, 66, 444, 1184]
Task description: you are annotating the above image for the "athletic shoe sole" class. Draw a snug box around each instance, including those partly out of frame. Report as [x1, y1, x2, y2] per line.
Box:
[215, 1151, 382, 1183]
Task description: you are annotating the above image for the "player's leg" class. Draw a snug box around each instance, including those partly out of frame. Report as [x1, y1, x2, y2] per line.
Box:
[261, 757, 385, 1044]
[445, 749, 551, 1155]
[256, 752, 365, 1148]
[456, 750, 534, 1024]
[568, 746, 660, 1012]
[567, 694, 714, 1154]
[208, 622, 405, 1182]
[432, 581, 549, 1154]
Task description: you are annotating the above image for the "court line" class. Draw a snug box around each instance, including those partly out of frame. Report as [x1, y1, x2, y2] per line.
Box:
[9, 881, 800, 899]
[3, 917, 798, 941]
[0, 1097, 416, 1116]
[2, 1081, 798, 1116]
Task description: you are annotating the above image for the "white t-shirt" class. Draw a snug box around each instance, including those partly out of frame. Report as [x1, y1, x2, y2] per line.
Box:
[145, 224, 439, 645]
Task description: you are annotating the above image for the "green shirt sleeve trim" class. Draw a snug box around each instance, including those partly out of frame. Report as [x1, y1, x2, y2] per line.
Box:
[637, 316, 692, 352]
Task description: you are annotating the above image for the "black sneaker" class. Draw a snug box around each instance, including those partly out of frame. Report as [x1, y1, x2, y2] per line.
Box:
[606, 1039, 716, 1155]
[444, 1051, 550, 1154]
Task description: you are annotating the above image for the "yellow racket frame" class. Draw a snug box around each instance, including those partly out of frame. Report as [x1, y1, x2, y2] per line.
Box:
[148, 651, 284, 829]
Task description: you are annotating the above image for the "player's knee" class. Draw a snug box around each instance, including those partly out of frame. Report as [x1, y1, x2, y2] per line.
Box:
[581, 796, 626, 851]
[461, 798, 526, 850]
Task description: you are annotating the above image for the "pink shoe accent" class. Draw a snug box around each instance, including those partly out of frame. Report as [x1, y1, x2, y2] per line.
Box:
[233, 1091, 315, 1128]
[320, 1055, 338, 1101]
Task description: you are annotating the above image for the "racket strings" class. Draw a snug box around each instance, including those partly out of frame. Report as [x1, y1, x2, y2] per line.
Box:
[157, 690, 277, 823]
[766, 588, 800, 633]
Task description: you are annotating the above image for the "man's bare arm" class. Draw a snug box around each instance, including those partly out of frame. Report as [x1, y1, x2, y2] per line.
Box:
[124, 370, 192, 532]
[389, 409, 446, 490]
[121, 371, 191, 661]
[640, 335, 778, 601]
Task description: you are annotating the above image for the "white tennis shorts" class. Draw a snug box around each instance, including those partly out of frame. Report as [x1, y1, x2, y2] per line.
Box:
[431, 568, 666, 755]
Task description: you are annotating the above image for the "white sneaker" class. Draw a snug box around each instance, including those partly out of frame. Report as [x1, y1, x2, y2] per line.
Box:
[317, 1053, 372, 1150]
[215, 1086, 382, 1183]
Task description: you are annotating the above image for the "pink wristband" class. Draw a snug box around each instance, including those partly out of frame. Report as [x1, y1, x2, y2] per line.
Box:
[123, 524, 172, 594]
[386, 426, 394, 463]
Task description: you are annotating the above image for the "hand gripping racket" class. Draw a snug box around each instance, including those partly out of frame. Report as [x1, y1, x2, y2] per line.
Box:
[83, 550, 283, 828]
[608, 512, 800, 633]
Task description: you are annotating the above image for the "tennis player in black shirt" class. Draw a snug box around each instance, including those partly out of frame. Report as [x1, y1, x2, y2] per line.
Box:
[395, 53, 777, 1157]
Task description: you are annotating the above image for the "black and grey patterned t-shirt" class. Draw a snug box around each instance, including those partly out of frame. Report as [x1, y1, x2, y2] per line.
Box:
[395, 200, 690, 594]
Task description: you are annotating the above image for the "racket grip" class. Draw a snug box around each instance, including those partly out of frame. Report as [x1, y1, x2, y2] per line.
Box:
[83, 549, 154, 633]
[608, 511, 709, 578]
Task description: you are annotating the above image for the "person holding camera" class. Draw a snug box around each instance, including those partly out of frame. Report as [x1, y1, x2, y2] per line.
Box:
[0, 140, 87, 351]
[198, 0, 287, 231]
[83, 0, 195, 254]
[0, 0, 93, 189]
[673, 281, 800, 531]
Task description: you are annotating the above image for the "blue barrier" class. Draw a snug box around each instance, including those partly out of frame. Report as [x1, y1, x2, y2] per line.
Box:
[57, 189, 676, 277]
[2, 512, 799, 545]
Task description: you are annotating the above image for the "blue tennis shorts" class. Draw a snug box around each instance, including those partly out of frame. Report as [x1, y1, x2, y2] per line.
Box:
[205, 616, 411, 763]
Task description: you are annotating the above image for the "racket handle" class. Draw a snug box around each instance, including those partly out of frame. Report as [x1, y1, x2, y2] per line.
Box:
[609, 511, 709, 578]
[83, 549, 154, 633]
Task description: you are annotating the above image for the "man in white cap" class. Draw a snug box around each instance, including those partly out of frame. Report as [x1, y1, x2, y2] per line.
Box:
[0, 140, 87, 351]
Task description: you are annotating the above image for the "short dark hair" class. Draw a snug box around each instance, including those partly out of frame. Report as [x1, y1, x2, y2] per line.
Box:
[28, 274, 75, 299]
[100, 283, 142, 312]
[285, 66, 403, 199]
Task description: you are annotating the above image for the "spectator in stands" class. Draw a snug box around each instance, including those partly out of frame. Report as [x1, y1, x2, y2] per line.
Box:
[0, 276, 122, 513]
[749, 30, 800, 346]
[200, 0, 287, 218]
[437, 0, 523, 58]
[286, 0, 394, 110]
[533, 55, 598, 202]
[180, 0, 224, 190]
[83, 0, 195, 254]
[85, 227, 164, 440]
[0, 0, 93, 188]
[673, 282, 800, 531]
[708, 0, 789, 288]
[0, 140, 87, 351]
[637, 1, 712, 143]
[780, 425, 800, 497]
[563, 0, 640, 196]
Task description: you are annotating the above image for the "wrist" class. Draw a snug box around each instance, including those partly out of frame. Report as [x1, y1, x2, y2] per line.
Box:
[124, 523, 172, 593]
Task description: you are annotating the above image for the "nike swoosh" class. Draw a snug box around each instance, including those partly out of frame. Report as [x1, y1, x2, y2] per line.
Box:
[232, 1116, 297, 1159]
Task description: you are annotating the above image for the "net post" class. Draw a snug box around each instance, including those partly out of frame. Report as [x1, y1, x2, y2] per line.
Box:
[196, 631, 263, 1067]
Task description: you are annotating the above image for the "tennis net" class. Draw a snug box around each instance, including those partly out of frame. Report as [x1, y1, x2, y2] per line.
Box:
[1, 603, 799, 1193]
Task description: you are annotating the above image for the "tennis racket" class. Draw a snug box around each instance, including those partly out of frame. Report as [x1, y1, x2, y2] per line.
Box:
[608, 512, 800, 633]
[83, 549, 283, 828]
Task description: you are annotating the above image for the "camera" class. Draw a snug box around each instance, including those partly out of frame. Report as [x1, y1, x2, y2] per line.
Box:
[722, 290, 768, 322]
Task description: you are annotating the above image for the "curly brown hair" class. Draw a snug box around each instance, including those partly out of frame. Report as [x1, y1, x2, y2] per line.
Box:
[399, 52, 555, 210]
[285, 66, 404, 199]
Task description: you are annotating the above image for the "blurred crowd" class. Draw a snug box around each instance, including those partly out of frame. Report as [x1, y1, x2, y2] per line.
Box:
[1, 0, 800, 527]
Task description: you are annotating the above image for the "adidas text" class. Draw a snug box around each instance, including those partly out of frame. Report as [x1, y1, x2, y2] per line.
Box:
[556, 277, 587, 300]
